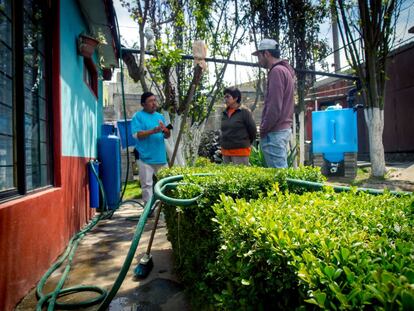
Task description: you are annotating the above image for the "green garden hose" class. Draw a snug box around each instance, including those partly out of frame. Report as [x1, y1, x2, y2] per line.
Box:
[286, 178, 411, 196]
[36, 174, 207, 310]
[96, 174, 207, 310]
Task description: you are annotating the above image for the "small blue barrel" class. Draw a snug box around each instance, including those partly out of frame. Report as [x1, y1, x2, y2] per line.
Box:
[117, 119, 137, 149]
[98, 124, 121, 210]
[88, 161, 100, 208]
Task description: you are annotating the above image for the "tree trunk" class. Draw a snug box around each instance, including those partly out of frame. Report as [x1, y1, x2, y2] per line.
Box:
[163, 112, 186, 166]
[163, 113, 206, 166]
[299, 110, 305, 166]
[364, 107, 386, 177]
[183, 121, 206, 165]
[291, 113, 298, 168]
[138, 23, 149, 92]
[296, 74, 306, 166]
[170, 65, 203, 166]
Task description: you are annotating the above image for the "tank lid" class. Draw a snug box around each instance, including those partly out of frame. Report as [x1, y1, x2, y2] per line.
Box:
[101, 124, 115, 136]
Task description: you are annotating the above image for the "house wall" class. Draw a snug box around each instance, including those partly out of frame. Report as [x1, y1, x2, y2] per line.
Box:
[60, 0, 103, 158]
[0, 1, 105, 310]
[357, 43, 414, 156]
[382, 43, 414, 154]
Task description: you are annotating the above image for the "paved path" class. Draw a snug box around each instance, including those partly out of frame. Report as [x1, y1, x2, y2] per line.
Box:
[16, 202, 191, 311]
[388, 162, 414, 182]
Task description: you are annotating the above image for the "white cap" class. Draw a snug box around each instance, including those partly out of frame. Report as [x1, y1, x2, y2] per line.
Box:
[252, 39, 279, 56]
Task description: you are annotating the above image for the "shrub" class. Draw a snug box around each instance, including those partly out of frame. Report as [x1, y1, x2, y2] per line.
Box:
[157, 164, 325, 307]
[249, 145, 267, 167]
[210, 189, 414, 310]
[197, 130, 222, 163]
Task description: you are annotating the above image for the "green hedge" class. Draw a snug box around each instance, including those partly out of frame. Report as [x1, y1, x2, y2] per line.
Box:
[157, 161, 325, 307]
[210, 189, 414, 310]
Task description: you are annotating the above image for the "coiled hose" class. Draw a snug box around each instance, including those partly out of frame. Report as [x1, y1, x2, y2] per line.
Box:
[36, 174, 207, 311]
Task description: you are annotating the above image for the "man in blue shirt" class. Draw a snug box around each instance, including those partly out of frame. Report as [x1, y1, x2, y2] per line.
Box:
[131, 92, 170, 204]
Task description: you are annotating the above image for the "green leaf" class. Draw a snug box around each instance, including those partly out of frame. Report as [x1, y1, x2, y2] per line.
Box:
[366, 285, 385, 304]
[304, 298, 319, 306]
[333, 268, 343, 280]
[343, 266, 355, 283]
[341, 247, 350, 261]
[347, 287, 362, 302]
[403, 269, 414, 283]
[314, 290, 327, 307]
[324, 265, 335, 279]
[329, 282, 348, 306]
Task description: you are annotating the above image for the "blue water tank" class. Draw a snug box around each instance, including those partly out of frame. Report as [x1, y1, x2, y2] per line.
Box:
[98, 124, 121, 209]
[117, 119, 137, 149]
[312, 107, 358, 162]
[88, 161, 100, 208]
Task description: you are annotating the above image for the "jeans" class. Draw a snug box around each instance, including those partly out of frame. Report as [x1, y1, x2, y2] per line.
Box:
[260, 129, 292, 168]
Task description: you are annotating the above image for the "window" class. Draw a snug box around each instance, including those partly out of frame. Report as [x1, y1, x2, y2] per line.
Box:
[0, 0, 53, 199]
[0, 0, 14, 192]
[83, 57, 98, 97]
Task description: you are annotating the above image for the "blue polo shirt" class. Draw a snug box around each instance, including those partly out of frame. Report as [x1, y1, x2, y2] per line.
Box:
[131, 110, 167, 165]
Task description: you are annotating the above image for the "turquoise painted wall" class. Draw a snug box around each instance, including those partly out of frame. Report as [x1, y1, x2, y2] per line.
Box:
[60, 0, 103, 158]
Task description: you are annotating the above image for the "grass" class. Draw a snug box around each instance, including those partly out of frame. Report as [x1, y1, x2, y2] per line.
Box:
[350, 166, 401, 186]
[122, 180, 142, 200]
[326, 166, 386, 187]
[350, 167, 373, 186]
[326, 165, 413, 192]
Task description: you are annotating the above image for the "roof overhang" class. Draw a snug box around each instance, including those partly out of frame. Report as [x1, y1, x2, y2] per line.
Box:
[78, 0, 120, 68]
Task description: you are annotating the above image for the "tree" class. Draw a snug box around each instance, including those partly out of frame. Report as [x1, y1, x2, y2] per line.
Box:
[249, 0, 329, 166]
[333, 0, 402, 177]
[119, 0, 150, 92]
[120, 0, 250, 166]
[283, 0, 329, 166]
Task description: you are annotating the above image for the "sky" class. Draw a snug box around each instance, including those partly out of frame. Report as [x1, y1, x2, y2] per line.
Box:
[112, 0, 258, 85]
[113, 0, 414, 86]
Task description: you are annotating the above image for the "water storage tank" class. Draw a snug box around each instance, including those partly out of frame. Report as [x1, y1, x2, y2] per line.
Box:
[98, 124, 121, 209]
[312, 107, 358, 163]
[312, 106, 358, 178]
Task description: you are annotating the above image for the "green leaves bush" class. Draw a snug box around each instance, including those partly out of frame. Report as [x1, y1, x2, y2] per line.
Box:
[211, 189, 414, 310]
[157, 163, 325, 307]
[158, 162, 413, 309]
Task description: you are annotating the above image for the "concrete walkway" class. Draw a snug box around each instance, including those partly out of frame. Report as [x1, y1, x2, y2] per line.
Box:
[387, 162, 414, 182]
[16, 202, 191, 311]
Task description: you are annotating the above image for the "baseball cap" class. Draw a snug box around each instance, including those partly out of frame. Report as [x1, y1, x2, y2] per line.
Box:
[252, 39, 279, 56]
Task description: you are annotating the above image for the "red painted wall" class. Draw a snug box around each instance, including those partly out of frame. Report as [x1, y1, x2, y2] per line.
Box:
[0, 2, 96, 310]
[0, 157, 95, 311]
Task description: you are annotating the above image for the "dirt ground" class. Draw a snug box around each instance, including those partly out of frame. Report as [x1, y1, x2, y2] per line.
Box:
[327, 162, 414, 192]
